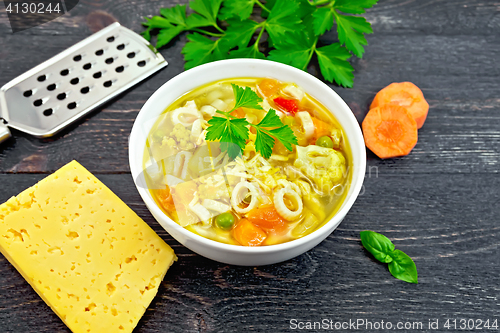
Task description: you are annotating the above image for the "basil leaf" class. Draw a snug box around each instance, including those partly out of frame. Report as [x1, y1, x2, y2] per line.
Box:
[388, 249, 418, 284]
[360, 230, 395, 263]
[360, 230, 418, 284]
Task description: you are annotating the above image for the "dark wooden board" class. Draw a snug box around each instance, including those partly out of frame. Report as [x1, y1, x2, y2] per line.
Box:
[1, 33, 499, 174]
[0, 173, 499, 332]
[2, 0, 499, 37]
[1, 0, 499, 332]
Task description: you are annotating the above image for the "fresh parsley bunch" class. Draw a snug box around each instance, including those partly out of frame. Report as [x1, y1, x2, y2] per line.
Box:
[205, 84, 297, 159]
[142, 0, 379, 87]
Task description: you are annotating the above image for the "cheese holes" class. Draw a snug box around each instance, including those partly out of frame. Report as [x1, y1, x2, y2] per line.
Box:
[67, 231, 79, 240]
[106, 282, 116, 295]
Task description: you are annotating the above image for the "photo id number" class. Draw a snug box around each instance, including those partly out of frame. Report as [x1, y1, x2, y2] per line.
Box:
[6, 2, 62, 14]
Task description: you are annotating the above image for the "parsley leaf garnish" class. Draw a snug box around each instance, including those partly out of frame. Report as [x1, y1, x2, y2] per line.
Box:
[264, 0, 302, 45]
[315, 43, 354, 87]
[333, 0, 379, 14]
[224, 19, 260, 49]
[188, 0, 224, 29]
[255, 110, 297, 155]
[160, 5, 188, 27]
[230, 46, 266, 60]
[219, 0, 257, 21]
[312, 6, 334, 36]
[156, 25, 185, 49]
[333, 12, 373, 58]
[143, 0, 379, 87]
[181, 33, 229, 70]
[232, 83, 264, 111]
[310, 0, 377, 57]
[267, 30, 315, 75]
[205, 84, 298, 159]
[205, 116, 249, 159]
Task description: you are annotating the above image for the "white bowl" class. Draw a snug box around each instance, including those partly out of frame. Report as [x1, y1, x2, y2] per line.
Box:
[129, 59, 366, 266]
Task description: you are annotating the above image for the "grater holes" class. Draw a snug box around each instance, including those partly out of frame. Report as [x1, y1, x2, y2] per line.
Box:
[83, 63, 92, 70]
[80, 87, 90, 94]
[95, 49, 104, 56]
[37, 75, 46, 82]
[115, 66, 124, 73]
[137, 60, 147, 67]
[103, 80, 112, 88]
[105, 57, 114, 64]
[47, 84, 56, 91]
[43, 108, 53, 116]
[70, 78, 80, 85]
[60, 69, 69, 76]
[23, 90, 33, 97]
[68, 102, 77, 110]
[117, 44, 125, 50]
[93, 71, 102, 79]
[127, 52, 136, 59]
[107, 36, 115, 43]
[57, 93, 67, 100]
[33, 99, 43, 107]
[73, 55, 82, 62]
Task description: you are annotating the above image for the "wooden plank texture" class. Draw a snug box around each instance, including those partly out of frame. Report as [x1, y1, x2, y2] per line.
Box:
[0, 0, 499, 332]
[0, 173, 498, 332]
[1, 33, 499, 173]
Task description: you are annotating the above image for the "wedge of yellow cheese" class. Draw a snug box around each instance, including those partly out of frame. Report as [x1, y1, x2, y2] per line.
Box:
[0, 161, 176, 333]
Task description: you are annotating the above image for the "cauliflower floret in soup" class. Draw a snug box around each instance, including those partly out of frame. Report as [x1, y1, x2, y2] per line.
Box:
[294, 145, 346, 193]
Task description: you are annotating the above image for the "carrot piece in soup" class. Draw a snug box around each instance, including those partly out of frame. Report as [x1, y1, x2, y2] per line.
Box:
[230, 108, 245, 118]
[370, 82, 429, 129]
[362, 104, 418, 159]
[233, 219, 267, 246]
[247, 205, 287, 233]
[157, 187, 175, 211]
[311, 117, 331, 140]
[274, 96, 299, 114]
[258, 78, 281, 98]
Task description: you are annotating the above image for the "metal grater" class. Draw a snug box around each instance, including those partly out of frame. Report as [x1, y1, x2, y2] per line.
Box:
[0, 22, 167, 144]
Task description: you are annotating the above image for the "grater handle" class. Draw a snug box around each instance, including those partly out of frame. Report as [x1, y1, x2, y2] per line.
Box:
[0, 121, 11, 144]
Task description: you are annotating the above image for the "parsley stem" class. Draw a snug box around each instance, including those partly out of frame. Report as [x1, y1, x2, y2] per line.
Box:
[216, 110, 235, 118]
[249, 123, 268, 133]
[309, 0, 333, 6]
[192, 28, 223, 37]
[304, 37, 319, 70]
[255, 0, 271, 13]
[253, 23, 266, 51]
[212, 23, 225, 34]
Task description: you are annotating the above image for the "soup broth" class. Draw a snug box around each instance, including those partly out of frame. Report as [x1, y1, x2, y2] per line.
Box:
[143, 78, 352, 246]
